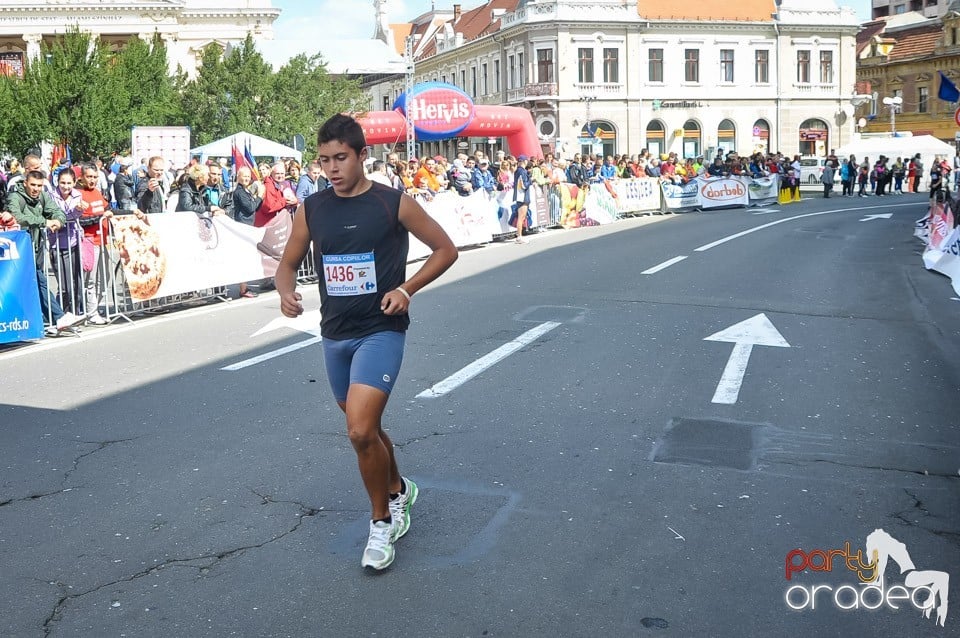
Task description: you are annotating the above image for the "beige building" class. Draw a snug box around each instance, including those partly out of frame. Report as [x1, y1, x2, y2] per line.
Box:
[0, 0, 279, 78]
[361, 0, 861, 160]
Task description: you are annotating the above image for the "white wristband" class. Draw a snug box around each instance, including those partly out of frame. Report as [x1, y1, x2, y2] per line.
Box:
[396, 286, 412, 301]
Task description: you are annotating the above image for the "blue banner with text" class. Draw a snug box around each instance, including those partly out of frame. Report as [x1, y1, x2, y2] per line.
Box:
[0, 231, 43, 343]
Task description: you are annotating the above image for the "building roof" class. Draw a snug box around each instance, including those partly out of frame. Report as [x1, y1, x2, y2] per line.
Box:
[856, 15, 945, 61]
[886, 22, 944, 60]
[408, 0, 519, 61]
[637, 0, 775, 21]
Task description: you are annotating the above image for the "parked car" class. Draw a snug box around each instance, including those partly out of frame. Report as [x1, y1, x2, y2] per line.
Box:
[799, 158, 829, 184]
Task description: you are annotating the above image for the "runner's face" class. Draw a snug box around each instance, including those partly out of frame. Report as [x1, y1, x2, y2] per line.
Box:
[318, 141, 365, 193]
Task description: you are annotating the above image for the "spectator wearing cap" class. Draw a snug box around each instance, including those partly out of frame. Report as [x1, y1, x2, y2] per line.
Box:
[113, 157, 136, 210]
[472, 157, 496, 195]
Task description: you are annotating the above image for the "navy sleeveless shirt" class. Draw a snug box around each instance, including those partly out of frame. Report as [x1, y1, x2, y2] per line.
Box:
[303, 182, 410, 340]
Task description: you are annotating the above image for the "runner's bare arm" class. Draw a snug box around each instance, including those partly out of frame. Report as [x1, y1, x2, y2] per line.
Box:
[276, 204, 309, 317]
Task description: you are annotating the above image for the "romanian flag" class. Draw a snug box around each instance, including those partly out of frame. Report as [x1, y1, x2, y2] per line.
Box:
[244, 138, 260, 181]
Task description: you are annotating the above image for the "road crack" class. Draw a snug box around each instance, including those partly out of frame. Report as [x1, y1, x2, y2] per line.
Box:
[41, 489, 320, 637]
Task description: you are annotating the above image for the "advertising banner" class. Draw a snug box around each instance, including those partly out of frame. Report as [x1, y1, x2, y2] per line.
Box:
[111, 211, 291, 301]
[747, 175, 780, 206]
[0, 231, 44, 343]
[661, 180, 699, 211]
[922, 226, 960, 296]
[612, 177, 662, 215]
[698, 176, 750, 209]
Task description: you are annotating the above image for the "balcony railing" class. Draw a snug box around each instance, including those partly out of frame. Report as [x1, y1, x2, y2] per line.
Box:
[574, 82, 624, 98]
[505, 82, 558, 102]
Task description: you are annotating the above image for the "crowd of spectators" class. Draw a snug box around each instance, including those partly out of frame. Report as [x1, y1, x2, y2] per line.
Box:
[1, 143, 954, 337]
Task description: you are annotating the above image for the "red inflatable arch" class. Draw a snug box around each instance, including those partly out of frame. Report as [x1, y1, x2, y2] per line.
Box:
[355, 82, 542, 159]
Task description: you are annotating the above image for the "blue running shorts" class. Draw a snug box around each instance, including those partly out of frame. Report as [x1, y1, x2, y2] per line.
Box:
[322, 330, 406, 403]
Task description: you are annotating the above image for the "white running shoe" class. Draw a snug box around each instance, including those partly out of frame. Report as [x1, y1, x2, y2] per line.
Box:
[389, 477, 419, 542]
[361, 520, 395, 570]
[86, 314, 108, 326]
[55, 312, 83, 331]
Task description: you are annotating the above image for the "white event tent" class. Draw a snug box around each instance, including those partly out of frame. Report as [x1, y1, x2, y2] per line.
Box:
[190, 132, 302, 163]
[835, 135, 954, 190]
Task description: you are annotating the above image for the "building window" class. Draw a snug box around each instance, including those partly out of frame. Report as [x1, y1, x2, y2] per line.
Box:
[460, 69, 466, 90]
[441, 74, 447, 84]
[471, 66, 477, 96]
[481, 62, 488, 94]
[518, 51, 524, 86]
[797, 50, 810, 83]
[755, 50, 769, 83]
[537, 49, 554, 83]
[649, 48, 663, 82]
[684, 49, 699, 83]
[720, 49, 734, 83]
[507, 54, 515, 89]
[383, 96, 390, 111]
[603, 48, 619, 83]
[918, 86, 928, 113]
[578, 48, 594, 83]
[819, 51, 833, 84]
[494, 60, 500, 92]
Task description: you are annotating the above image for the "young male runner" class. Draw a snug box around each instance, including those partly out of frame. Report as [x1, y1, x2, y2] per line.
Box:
[276, 114, 458, 570]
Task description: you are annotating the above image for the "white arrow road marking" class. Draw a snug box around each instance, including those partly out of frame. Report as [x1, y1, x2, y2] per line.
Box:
[417, 321, 561, 398]
[250, 309, 322, 338]
[642, 255, 687, 275]
[860, 213, 893, 222]
[704, 314, 790, 405]
[222, 310, 323, 371]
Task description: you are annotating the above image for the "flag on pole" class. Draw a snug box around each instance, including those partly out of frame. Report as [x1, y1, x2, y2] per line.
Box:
[231, 136, 246, 173]
[244, 138, 260, 181]
[938, 71, 960, 103]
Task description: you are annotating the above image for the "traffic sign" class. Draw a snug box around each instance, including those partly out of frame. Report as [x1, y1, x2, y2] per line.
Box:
[955, 106, 960, 127]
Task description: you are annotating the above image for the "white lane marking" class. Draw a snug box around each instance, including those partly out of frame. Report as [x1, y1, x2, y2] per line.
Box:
[694, 203, 919, 252]
[704, 314, 790, 405]
[417, 321, 561, 399]
[752, 208, 781, 215]
[642, 255, 688, 275]
[221, 336, 322, 371]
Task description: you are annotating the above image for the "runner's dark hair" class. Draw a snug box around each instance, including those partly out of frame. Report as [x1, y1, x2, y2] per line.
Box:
[317, 114, 367, 156]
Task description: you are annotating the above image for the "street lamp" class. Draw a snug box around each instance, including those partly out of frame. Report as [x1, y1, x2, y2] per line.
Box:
[881, 96, 903, 136]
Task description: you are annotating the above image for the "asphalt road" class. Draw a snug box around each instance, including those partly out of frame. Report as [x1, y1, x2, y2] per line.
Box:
[1, 191, 958, 638]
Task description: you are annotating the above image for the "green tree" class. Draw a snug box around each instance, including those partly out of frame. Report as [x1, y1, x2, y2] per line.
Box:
[268, 53, 369, 160]
[180, 35, 273, 145]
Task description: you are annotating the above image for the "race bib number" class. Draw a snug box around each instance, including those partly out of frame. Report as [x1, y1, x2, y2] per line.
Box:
[323, 252, 377, 296]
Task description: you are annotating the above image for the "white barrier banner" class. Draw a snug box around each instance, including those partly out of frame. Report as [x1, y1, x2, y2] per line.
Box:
[922, 226, 960, 296]
[747, 176, 780, 204]
[111, 211, 290, 301]
[661, 180, 699, 211]
[409, 190, 498, 260]
[926, 201, 954, 250]
[612, 177, 662, 214]
[582, 184, 619, 225]
[698, 176, 750, 209]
